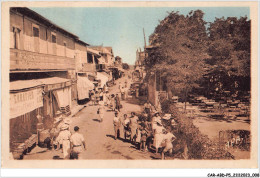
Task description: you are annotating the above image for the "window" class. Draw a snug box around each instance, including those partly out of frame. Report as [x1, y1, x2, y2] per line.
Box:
[87, 53, 93, 63]
[13, 27, 20, 49]
[32, 25, 40, 52]
[33, 27, 39, 37]
[52, 34, 56, 43]
[51, 33, 57, 55]
[94, 56, 99, 64]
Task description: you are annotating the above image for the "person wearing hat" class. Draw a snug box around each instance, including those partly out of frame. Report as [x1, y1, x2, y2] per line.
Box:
[70, 126, 86, 159]
[56, 124, 71, 159]
[161, 127, 176, 160]
[113, 112, 121, 140]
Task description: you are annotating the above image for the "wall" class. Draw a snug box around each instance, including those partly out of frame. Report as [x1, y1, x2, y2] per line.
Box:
[10, 12, 76, 60]
[75, 43, 87, 72]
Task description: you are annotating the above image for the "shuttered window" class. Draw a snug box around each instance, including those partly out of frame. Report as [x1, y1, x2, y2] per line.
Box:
[33, 27, 39, 37]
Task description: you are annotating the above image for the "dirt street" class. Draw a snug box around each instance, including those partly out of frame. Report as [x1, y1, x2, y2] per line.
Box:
[24, 74, 153, 160]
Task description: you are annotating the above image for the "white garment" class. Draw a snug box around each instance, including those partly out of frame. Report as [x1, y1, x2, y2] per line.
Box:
[164, 132, 175, 149]
[70, 132, 85, 153]
[56, 130, 71, 158]
[113, 116, 120, 123]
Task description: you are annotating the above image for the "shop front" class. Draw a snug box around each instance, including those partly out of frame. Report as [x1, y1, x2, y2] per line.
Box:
[10, 81, 44, 155]
[42, 77, 72, 121]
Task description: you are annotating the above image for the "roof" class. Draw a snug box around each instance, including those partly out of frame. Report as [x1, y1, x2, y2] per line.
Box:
[75, 39, 89, 46]
[87, 47, 101, 57]
[10, 77, 71, 91]
[89, 46, 113, 55]
[10, 7, 78, 39]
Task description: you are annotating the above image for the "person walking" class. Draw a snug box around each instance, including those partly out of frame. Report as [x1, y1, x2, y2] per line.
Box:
[90, 90, 95, 106]
[95, 91, 100, 105]
[110, 94, 115, 111]
[121, 87, 125, 100]
[129, 112, 139, 144]
[115, 94, 121, 112]
[98, 101, 105, 122]
[70, 126, 86, 160]
[56, 124, 71, 159]
[118, 82, 122, 93]
[113, 112, 121, 140]
[99, 89, 104, 101]
[124, 86, 128, 100]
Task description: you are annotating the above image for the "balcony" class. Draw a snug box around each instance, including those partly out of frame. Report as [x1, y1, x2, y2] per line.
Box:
[10, 48, 75, 71]
[77, 63, 96, 73]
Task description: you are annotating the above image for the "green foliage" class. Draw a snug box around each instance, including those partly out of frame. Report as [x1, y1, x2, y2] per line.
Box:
[162, 100, 233, 159]
[146, 10, 250, 99]
[122, 63, 130, 70]
[208, 17, 250, 77]
[206, 16, 251, 97]
[147, 10, 209, 103]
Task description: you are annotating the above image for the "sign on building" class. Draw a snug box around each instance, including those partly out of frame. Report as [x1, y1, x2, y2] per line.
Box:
[10, 87, 43, 119]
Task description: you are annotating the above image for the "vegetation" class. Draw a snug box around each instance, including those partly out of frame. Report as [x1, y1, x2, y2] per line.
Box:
[162, 100, 234, 159]
[146, 10, 251, 105]
[122, 63, 130, 70]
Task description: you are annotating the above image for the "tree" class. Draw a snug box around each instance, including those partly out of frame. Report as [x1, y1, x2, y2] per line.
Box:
[147, 10, 209, 110]
[207, 17, 251, 97]
[122, 63, 130, 70]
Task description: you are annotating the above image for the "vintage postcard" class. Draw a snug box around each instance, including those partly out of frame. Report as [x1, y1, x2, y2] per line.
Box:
[1, 1, 258, 169]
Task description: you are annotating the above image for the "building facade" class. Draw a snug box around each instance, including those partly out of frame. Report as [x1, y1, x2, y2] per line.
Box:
[9, 7, 85, 154]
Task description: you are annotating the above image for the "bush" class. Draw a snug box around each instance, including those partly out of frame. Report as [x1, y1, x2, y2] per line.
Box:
[161, 100, 233, 159]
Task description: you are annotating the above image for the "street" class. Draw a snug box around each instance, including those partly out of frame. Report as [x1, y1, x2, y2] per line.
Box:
[24, 74, 153, 160]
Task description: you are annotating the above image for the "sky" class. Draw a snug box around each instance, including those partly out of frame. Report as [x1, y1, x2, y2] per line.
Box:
[31, 7, 250, 65]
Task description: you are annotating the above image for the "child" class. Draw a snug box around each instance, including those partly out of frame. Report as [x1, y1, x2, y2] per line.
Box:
[140, 125, 148, 151]
[161, 127, 176, 160]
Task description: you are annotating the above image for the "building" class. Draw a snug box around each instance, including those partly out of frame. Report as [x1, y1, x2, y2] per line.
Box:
[144, 46, 168, 107]
[134, 48, 147, 79]
[88, 46, 114, 70]
[9, 7, 86, 154]
[75, 41, 101, 100]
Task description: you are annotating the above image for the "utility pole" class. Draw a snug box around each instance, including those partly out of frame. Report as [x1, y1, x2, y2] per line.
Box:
[143, 28, 147, 49]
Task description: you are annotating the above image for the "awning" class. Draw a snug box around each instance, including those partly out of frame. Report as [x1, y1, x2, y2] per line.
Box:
[96, 72, 109, 87]
[77, 76, 94, 100]
[10, 77, 71, 92]
[10, 80, 44, 92]
[87, 48, 101, 57]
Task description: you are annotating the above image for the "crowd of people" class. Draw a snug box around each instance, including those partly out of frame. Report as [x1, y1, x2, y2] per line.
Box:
[90, 78, 177, 160]
[51, 76, 177, 160]
[111, 101, 177, 160]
